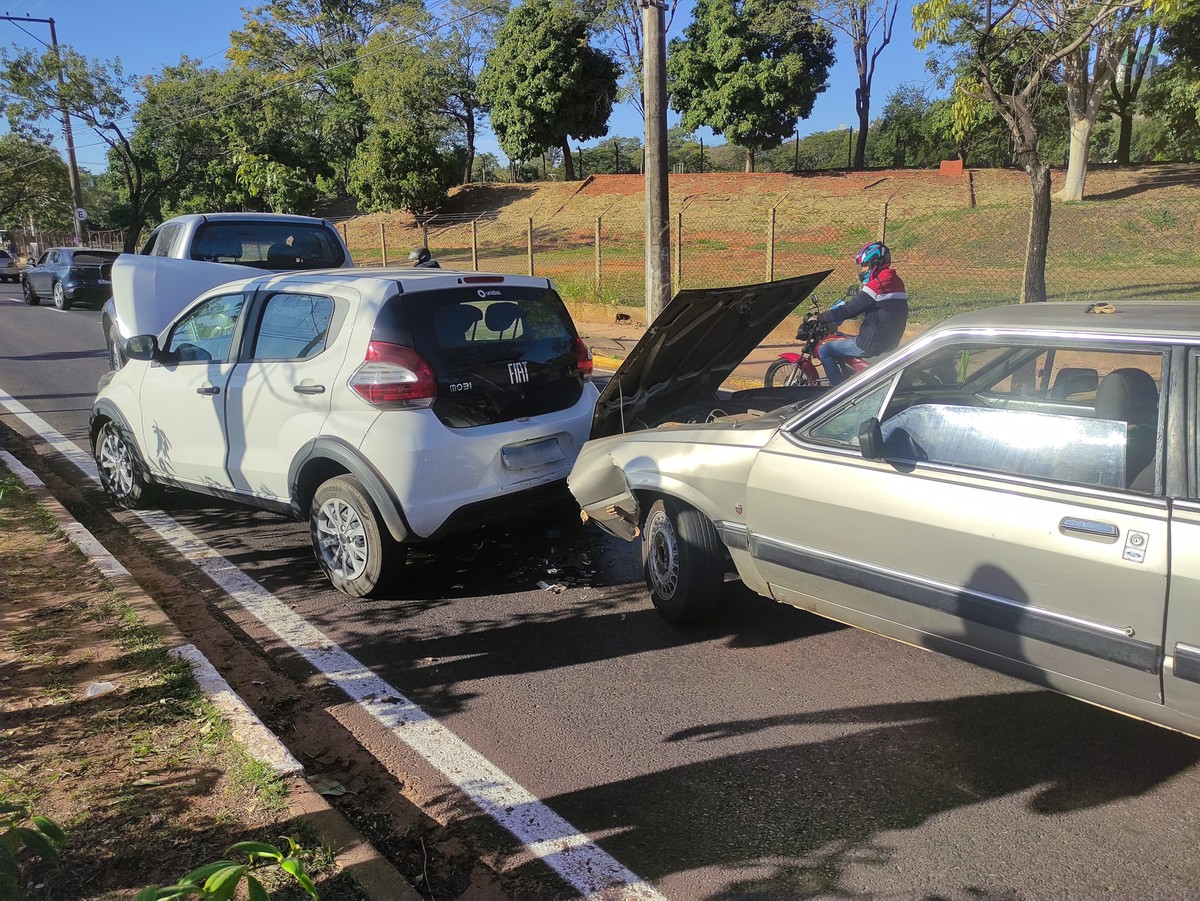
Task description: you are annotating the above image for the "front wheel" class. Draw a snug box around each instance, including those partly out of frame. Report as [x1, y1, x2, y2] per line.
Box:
[765, 358, 815, 388]
[95, 419, 159, 509]
[52, 281, 71, 311]
[22, 278, 38, 305]
[310, 475, 405, 598]
[642, 498, 726, 623]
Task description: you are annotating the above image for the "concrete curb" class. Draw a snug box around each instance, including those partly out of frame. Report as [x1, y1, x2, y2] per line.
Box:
[0, 450, 419, 901]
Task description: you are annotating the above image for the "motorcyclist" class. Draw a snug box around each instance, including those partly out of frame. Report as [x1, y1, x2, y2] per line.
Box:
[408, 246, 441, 268]
[811, 241, 907, 386]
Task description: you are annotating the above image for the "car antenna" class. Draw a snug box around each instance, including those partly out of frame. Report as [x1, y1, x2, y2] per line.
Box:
[619, 381, 626, 434]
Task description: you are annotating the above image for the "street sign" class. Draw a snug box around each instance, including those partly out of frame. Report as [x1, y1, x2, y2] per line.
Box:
[74, 208, 88, 221]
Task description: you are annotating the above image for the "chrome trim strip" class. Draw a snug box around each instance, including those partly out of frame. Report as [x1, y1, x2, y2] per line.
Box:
[716, 521, 750, 551]
[751, 534, 1160, 674]
[1173, 644, 1200, 684]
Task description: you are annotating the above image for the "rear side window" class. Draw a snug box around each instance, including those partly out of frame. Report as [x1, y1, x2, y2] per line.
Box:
[250, 293, 335, 360]
[142, 223, 182, 257]
[190, 222, 346, 270]
[374, 286, 584, 428]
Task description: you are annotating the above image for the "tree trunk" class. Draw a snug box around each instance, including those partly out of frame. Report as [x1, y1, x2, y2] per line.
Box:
[1056, 116, 1092, 202]
[855, 103, 870, 170]
[1022, 161, 1052, 303]
[562, 138, 575, 181]
[1116, 111, 1133, 165]
[463, 109, 476, 185]
[745, 147, 755, 173]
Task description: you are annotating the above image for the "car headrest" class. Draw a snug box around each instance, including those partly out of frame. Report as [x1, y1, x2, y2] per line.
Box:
[1095, 368, 1158, 425]
[194, 236, 244, 260]
[437, 304, 484, 342]
[484, 301, 521, 334]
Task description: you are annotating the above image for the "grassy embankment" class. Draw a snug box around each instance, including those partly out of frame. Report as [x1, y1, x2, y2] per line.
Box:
[340, 165, 1200, 327]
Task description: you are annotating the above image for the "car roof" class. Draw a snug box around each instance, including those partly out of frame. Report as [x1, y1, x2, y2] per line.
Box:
[162, 212, 334, 225]
[933, 301, 1200, 341]
[202, 267, 553, 297]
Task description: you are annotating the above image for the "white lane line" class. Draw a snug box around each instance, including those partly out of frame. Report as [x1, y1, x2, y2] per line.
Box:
[0, 388, 663, 900]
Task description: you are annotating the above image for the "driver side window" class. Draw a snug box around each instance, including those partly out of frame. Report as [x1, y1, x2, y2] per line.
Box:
[165, 293, 245, 363]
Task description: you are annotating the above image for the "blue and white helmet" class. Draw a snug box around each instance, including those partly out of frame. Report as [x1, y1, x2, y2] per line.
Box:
[856, 241, 891, 281]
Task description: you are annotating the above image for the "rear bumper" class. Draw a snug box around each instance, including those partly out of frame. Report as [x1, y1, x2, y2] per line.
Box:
[425, 478, 573, 539]
[65, 283, 113, 303]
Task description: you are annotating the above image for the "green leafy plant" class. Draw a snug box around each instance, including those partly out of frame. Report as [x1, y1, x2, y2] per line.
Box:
[135, 837, 319, 901]
[0, 799, 66, 894]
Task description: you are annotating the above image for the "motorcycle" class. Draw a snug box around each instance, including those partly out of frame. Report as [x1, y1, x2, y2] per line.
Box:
[764, 295, 870, 388]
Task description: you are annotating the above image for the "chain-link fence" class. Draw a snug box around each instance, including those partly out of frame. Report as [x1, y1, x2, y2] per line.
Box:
[11, 228, 127, 260]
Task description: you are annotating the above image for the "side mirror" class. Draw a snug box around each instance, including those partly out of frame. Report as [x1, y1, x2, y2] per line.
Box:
[125, 334, 160, 362]
[858, 416, 884, 460]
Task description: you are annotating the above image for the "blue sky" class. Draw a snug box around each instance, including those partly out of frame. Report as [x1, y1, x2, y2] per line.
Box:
[0, 0, 933, 172]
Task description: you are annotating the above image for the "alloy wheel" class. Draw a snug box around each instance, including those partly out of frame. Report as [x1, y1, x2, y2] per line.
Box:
[96, 423, 135, 500]
[314, 496, 370, 581]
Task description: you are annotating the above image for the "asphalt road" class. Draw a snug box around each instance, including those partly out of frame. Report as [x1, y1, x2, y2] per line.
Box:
[4, 281, 1200, 898]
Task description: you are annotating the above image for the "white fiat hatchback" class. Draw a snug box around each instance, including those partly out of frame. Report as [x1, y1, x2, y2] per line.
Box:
[90, 266, 597, 596]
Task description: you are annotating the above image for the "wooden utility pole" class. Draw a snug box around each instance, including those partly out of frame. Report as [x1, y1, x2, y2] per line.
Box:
[1, 16, 86, 244]
[642, 0, 671, 323]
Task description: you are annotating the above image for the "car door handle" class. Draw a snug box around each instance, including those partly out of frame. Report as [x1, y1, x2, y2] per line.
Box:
[293, 384, 326, 395]
[196, 386, 220, 396]
[1060, 517, 1119, 540]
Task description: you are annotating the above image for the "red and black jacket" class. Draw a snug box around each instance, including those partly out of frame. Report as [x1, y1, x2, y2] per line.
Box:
[816, 266, 908, 357]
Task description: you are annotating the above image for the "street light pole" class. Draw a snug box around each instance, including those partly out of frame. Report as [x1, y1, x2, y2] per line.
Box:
[1, 15, 87, 243]
[642, 0, 671, 323]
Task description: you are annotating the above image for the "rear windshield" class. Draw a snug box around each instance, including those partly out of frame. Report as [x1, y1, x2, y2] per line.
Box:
[189, 221, 346, 270]
[373, 285, 584, 428]
[73, 251, 120, 266]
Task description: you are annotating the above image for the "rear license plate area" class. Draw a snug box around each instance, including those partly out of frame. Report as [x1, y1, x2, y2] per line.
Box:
[501, 436, 564, 470]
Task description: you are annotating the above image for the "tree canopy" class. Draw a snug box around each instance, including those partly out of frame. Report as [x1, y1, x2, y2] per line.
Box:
[667, 0, 835, 172]
[478, 0, 620, 181]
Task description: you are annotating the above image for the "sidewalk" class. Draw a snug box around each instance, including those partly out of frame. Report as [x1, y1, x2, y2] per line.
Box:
[0, 448, 420, 897]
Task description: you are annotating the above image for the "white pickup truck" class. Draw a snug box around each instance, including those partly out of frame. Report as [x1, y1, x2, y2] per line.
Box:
[102, 212, 354, 369]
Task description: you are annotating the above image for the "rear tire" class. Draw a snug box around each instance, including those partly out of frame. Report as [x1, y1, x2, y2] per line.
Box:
[52, 281, 71, 310]
[94, 419, 160, 509]
[22, 278, 38, 305]
[642, 498, 725, 623]
[765, 359, 813, 388]
[310, 475, 405, 598]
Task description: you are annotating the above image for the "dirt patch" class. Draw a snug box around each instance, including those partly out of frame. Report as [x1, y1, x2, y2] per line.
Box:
[0, 427, 568, 899]
[0, 471, 363, 898]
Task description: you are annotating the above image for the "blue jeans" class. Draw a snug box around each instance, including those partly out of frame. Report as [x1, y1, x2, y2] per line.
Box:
[818, 336, 866, 387]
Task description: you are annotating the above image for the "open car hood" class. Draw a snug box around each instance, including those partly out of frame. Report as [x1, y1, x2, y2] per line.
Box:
[111, 254, 262, 339]
[591, 270, 832, 438]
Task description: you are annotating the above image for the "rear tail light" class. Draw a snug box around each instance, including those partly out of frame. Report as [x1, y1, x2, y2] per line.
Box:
[349, 342, 436, 408]
[575, 337, 593, 381]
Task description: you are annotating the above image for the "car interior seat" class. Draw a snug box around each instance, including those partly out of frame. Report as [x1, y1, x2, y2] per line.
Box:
[266, 240, 297, 267]
[484, 301, 523, 339]
[436, 304, 484, 345]
[1050, 367, 1098, 400]
[192, 236, 245, 263]
[294, 233, 325, 266]
[1094, 367, 1159, 491]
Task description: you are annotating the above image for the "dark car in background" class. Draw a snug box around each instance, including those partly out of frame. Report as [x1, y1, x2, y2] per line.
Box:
[22, 247, 121, 310]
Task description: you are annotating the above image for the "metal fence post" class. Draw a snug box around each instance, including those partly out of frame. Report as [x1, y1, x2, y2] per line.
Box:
[380, 223, 388, 267]
[340, 221, 348, 253]
[422, 222, 429, 250]
[471, 220, 479, 271]
[594, 216, 602, 300]
[527, 217, 534, 276]
[880, 201, 889, 244]
[674, 211, 682, 292]
[767, 207, 776, 282]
